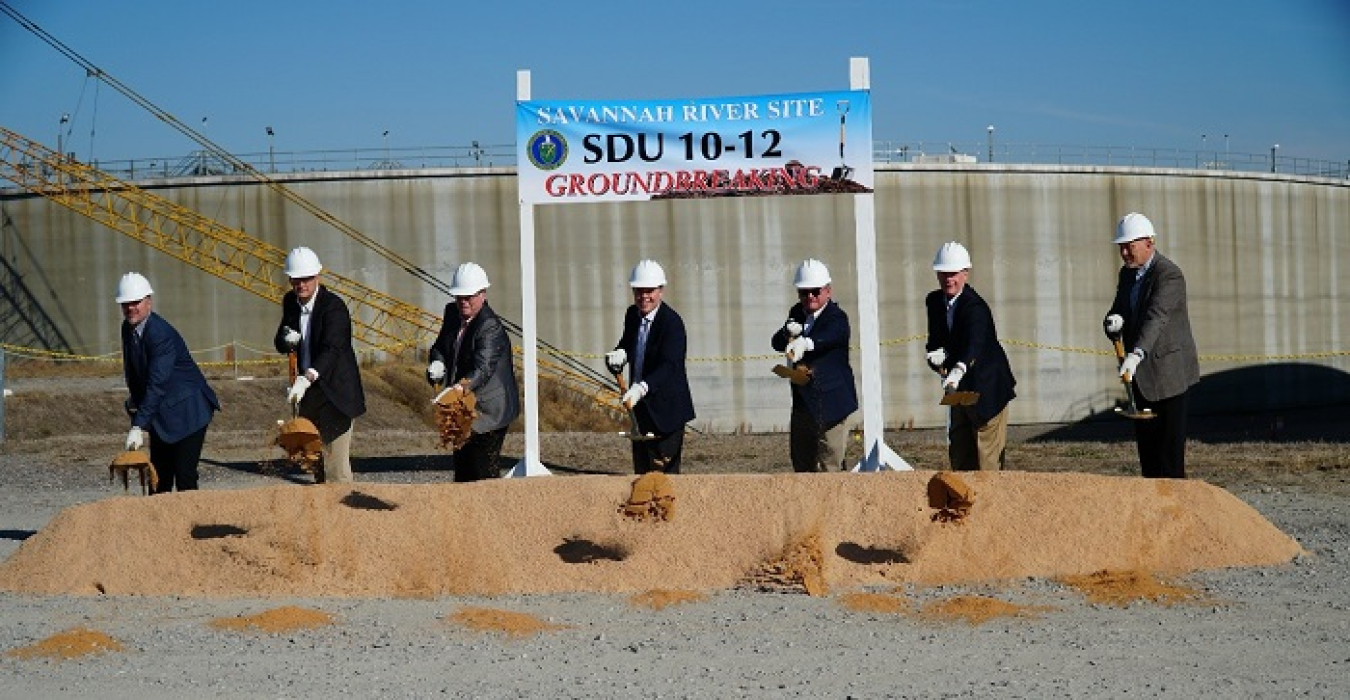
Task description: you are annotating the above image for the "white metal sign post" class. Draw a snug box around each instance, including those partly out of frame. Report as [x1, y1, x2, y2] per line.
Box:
[505, 69, 550, 477]
[848, 57, 910, 471]
[510, 58, 909, 476]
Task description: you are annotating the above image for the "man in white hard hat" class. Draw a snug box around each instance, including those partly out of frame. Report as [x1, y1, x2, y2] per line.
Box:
[426, 262, 519, 482]
[770, 258, 858, 472]
[1103, 213, 1199, 478]
[116, 272, 219, 493]
[605, 259, 696, 474]
[924, 241, 1017, 471]
[273, 246, 366, 483]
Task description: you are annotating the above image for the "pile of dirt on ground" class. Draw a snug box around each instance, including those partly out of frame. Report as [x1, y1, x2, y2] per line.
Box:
[0, 471, 1303, 598]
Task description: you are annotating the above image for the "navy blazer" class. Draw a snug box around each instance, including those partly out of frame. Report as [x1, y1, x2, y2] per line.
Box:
[1108, 253, 1200, 402]
[771, 299, 859, 426]
[429, 301, 519, 433]
[123, 312, 219, 443]
[925, 284, 1016, 423]
[613, 302, 696, 435]
[274, 285, 367, 424]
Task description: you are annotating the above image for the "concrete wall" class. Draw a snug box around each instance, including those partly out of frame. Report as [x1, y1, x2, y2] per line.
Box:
[3, 165, 1347, 432]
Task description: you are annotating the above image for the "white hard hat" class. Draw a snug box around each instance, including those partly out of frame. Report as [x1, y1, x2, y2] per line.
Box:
[284, 246, 323, 278]
[932, 241, 972, 272]
[793, 258, 832, 288]
[629, 259, 667, 288]
[1113, 212, 1157, 244]
[114, 272, 154, 303]
[448, 262, 491, 296]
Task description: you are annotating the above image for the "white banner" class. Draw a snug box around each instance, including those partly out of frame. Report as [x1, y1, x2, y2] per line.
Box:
[516, 90, 873, 205]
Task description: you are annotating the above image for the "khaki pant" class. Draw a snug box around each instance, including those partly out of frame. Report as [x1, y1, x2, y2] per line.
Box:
[789, 406, 850, 472]
[325, 421, 355, 483]
[948, 404, 1008, 471]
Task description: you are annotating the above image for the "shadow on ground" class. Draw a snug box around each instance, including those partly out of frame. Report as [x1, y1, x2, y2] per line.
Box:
[1030, 363, 1350, 444]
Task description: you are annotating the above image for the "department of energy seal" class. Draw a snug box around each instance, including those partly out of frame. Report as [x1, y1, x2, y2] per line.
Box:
[525, 130, 568, 170]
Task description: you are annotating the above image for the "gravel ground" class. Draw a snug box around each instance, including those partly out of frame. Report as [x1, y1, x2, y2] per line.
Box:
[1, 429, 1348, 699]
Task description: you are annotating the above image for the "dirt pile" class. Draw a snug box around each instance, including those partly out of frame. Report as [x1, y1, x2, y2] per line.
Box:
[5, 627, 123, 660]
[0, 471, 1303, 598]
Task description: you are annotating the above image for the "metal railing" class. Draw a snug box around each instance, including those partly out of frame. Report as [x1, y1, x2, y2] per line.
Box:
[873, 140, 1350, 180]
[31, 140, 1350, 182]
[74, 142, 517, 181]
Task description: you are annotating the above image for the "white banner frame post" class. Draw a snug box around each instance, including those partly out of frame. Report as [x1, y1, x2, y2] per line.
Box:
[505, 69, 551, 478]
[849, 57, 911, 472]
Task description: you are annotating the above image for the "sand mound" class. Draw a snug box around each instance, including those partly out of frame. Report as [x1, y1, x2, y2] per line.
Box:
[5, 627, 123, 660]
[0, 471, 1303, 597]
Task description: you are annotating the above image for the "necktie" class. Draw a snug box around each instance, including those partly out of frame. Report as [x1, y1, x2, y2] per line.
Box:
[131, 329, 146, 376]
[1129, 270, 1146, 312]
[298, 306, 312, 370]
[634, 317, 650, 382]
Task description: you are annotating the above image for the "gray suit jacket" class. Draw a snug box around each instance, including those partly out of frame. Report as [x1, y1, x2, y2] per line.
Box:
[1108, 252, 1200, 402]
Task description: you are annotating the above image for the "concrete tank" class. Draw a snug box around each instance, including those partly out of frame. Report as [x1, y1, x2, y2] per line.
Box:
[2, 164, 1347, 432]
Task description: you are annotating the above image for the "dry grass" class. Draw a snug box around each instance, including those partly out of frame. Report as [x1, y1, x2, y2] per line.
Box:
[4, 359, 1348, 495]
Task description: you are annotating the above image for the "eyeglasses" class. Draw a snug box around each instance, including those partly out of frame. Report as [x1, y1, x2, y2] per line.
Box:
[798, 288, 823, 298]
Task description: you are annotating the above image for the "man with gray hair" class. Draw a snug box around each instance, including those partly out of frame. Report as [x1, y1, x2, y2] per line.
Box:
[1103, 212, 1199, 478]
[117, 272, 219, 493]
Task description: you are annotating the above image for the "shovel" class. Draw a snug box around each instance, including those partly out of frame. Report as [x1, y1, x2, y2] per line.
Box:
[1112, 338, 1155, 420]
[279, 350, 325, 482]
[937, 362, 979, 406]
[612, 371, 658, 441]
[772, 330, 813, 386]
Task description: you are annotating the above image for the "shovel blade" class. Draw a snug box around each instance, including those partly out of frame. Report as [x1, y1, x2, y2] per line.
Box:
[1114, 406, 1157, 420]
[772, 364, 812, 386]
[940, 391, 980, 406]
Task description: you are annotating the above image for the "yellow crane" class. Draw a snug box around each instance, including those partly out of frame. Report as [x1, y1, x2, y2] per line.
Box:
[2, 125, 437, 352]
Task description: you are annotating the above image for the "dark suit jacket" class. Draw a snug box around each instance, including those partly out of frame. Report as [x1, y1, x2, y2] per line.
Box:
[925, 284, 1017, 423]
[770, 299, 858, 426]
[429, 301, 519, 433]
[123, 312, 219, 443]
[1108, 253, 1200, 402]
[614, 302, 696, 436]
[274, 286, 366, 440]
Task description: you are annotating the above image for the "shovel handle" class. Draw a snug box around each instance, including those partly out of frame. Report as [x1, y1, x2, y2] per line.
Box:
[287, 350, 298, 383]
[1111, 337, 1127, 364]
[1111, 337, 1137, 384]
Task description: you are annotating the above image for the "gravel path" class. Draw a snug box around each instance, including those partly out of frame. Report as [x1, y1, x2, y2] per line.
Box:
[1, 442, 1348, 698]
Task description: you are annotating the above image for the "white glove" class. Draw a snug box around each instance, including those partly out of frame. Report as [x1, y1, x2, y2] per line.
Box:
[1103, 314, 1124, 337]
[785, 336, 814, 363]
[622, 382, 648, 409]
[287, 375, 311, 405]
[605, 349, 628, 375]
[282, 326, 302, 349]
[784, 320, 803, 338]
[1119, 350, 1143, 380]
[926, 348, 947, 373]
[426, 360, 446, 384]
[942, 363, 967, 393]
[125, 426, 145, 451]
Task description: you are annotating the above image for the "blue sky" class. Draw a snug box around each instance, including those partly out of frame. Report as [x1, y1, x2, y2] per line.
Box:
[3, 0, 1347, 164]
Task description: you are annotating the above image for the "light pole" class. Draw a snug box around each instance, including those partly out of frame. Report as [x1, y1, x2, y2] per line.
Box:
[57, 113, 69, 159]
[266, 126, 275, 172]
[1200, 134, 1206, 168]
[987, 125, 995, 163]
[382, 130, 390, 163]
[1270, 144, 1279, 173]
